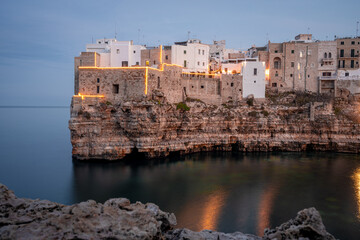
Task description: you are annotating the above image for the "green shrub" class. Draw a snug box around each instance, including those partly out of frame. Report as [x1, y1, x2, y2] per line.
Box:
[176, 102, 190, 111]
[334, 107, 341, 116]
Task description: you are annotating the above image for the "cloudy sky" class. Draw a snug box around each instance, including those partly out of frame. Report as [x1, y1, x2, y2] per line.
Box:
[0, 0, 359, 106]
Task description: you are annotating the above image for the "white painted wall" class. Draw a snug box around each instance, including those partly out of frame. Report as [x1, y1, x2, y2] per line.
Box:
[242, 61, 266, 99]
[338, 69, 360, 80]
[86, 39, 145, 67]
[171, 42, 209, 72]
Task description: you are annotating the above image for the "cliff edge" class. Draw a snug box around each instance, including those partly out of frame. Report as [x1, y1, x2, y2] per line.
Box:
[69, 91, 360, 160]
[0, 183, 335, 239]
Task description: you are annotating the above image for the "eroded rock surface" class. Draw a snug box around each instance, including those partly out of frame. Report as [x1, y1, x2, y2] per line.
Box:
[0, 183, 336, 240]
[69, 94, 360, 161]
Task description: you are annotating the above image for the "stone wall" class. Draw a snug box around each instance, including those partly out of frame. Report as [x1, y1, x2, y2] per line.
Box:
[221, 74, 242, 103]
[182, 76, 221, 105]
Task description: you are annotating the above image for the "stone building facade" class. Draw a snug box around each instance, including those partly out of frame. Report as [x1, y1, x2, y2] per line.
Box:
[336, 37, 360, 69]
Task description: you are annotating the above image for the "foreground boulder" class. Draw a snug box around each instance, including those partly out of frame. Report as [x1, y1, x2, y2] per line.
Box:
[0, 183, 335, 239]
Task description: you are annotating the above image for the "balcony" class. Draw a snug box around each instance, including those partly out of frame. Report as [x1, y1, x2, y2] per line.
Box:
[321, 58, 334, 64]
[319, 75, 337, 80]
[338, 54, 359, 59]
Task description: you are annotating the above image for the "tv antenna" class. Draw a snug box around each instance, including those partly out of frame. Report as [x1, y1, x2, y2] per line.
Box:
[357, 21, 359, 37]
[187, 31, 190, 40]
[114, 23, 117, 39]
[138, 29, 140, 44]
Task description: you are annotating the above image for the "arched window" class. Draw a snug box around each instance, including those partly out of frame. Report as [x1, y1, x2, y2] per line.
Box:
[329, 52, 332, 58]
[274, 57, 281, 69]
[324, 52, 327, 58]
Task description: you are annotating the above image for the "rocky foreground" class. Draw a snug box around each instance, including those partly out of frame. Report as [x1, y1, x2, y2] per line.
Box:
[0, 184, 336, 239]
[69, 92, 360, 160]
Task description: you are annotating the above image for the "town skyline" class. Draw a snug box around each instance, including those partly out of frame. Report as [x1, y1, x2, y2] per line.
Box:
[0, 0, 359, 106]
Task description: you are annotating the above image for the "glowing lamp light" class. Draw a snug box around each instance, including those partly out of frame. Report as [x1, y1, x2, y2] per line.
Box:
[265, 69, 270, 76]
[76, 93, 104, 100]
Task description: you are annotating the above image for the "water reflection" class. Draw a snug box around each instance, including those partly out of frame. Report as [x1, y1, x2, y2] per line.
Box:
[70, 152, 360, 239]
[257, 185, 278, 236]
[353, 167, 360, 220]
[200, 188, 228, 230]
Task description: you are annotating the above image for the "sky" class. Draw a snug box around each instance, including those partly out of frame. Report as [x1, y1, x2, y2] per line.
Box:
[0, 0, 359, 106]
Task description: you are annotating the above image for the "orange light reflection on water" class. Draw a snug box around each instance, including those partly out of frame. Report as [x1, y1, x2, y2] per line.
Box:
[199, 189, 227, 231]
[353, 168, 360, 219]
[256, 186, 277, 236]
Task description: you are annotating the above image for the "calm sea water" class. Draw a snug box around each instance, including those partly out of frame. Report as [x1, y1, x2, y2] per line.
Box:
[0, 107, 360, 239]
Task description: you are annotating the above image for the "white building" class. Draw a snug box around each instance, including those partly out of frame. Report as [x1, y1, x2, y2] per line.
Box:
[241, 61, 266, 99]
[86, 39, 145, 67]
[171, 39, 209, 72]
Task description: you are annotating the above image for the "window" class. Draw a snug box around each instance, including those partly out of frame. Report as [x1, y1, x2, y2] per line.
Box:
[116, 49, 120, 54]
[308, 75, 310, 78]
[340, 49, 344, 57]
[352, 41, 355, 45]
[351, 49, 355, 57]
[136, 62, 139, 65]
[197, 61, 200, 66]
[201, 85, 204, 89]
[324, 52, 327, 58]
[184, 60, 187, 67]
[97, 86, 100, 93]
[275, 72, 278, 77]
[272, 83, 277, 87]
[291, 50, 294, 54]
[231, 83, 234, 87]
[341, 41, 344, 45]
[291, 62, 294, 67]
[351, 60, 355, 68]
[202, 62, 205, 66]
[345, 72, 349, 76]
[275, 50, 278, 53]
[133, 50, 136, 54]
[122, 61, 128, 67]
[153, 60, 156, 64]
[97, 78, 100, 83]
[157, 77, 160, 88]
[300, 51, 303, 57]
[297, 63, 301, 70]
[202, 50, 205, 55]
[253, 68, 257, 75]
[165, 55, 168, 60]
[274, 57, 281, 69]
[184, 50, 187, 54]
[113, 84, 119, 94]
[329, 52, 332, 58]
[254, 81, 256, 83]
[290, 74, 293, 77]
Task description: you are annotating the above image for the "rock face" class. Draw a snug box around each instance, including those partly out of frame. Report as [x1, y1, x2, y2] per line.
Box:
[0, 184, 176, 240]
[0, 184, 336, 240]
[69, 94, 360, 161]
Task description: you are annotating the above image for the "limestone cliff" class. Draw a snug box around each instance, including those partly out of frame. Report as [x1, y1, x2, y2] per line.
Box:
[69, 92, 360, 161]
[0, 183, 335, 239]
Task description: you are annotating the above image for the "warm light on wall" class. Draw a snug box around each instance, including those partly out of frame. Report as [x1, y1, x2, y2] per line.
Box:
[75, 93, 104, 100]
[182, 72, 220, 77]
[159, 45, 163, 65]
[265, 69, 270, 76]
[145, 67, 148, 95]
